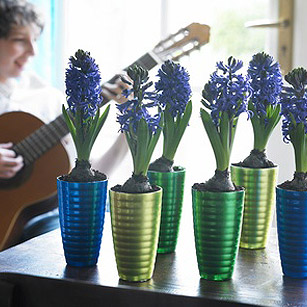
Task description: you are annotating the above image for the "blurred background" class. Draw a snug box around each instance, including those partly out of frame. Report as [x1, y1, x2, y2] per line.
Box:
[27, 0, 305, 197]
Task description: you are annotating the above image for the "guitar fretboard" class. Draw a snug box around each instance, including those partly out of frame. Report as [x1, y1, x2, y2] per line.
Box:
[13, 115, 69, 165]
[101, 52, 160, 104]
[133, 52, 159, 71]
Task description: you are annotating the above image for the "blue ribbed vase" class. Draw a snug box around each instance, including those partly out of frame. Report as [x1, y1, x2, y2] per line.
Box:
[57, 178, 108, 267]
[276, 187, 307, 278]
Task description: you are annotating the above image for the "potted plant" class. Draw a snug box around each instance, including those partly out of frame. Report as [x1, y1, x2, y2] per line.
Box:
[57, 49, 110, 267]
[148, 60, 192, 254]
[109, 64, 163, 282]
[192, 56, 249, 281]
[231, 52, 282, 249]
[276, 67, 307, 278]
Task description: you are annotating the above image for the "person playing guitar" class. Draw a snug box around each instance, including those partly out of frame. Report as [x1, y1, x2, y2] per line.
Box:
[0, 0, 128, 181]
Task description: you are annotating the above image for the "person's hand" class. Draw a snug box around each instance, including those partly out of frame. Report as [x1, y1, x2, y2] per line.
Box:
[0, 143, 24, 179]
[102, 73, 132, 104]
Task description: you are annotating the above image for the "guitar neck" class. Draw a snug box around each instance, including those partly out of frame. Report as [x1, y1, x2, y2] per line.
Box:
[131, 52, 160, 70]
[101, 52, 159, 103]
[13, 114, 69, 165]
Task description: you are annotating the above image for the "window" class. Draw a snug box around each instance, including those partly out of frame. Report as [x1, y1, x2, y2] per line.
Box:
[32, 0, 275, 189]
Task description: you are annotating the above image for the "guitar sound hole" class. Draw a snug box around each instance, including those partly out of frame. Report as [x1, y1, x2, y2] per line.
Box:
[0, 164, 34, 190]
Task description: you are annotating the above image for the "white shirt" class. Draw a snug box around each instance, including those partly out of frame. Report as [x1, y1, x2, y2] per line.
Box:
[0, 71, 64, 123]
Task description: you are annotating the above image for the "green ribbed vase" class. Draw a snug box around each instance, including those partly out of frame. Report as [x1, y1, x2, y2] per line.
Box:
[231, 165, 278, 249]
[148, 167, 185, 254]
[109, 188, 162, 282]
[192, 187, 244, 281]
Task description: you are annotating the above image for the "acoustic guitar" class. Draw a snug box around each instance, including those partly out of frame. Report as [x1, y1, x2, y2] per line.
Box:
[0, 22, 210, 250]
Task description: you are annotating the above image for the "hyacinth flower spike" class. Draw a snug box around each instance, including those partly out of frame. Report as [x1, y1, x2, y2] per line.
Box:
[279, 67, 307, 190]
[110, 66, 163, 282]
[149, 60, 192, 172]
[199, 56, 251, 191]
[240, 52, 282, 167]
[116, 64, 163, 193]
[230, 53, 282, 250]
[62, 49, 110, 181]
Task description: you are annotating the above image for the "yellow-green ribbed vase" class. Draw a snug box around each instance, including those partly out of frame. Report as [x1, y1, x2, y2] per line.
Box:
[231, 165, 278, 249]
[109, 188, 162, 282]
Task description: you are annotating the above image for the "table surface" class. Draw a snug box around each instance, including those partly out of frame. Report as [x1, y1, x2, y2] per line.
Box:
[0, 211, 307, 307]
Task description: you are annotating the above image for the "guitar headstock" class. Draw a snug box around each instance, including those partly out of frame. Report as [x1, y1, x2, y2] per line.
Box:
[153, 23, 210, 62]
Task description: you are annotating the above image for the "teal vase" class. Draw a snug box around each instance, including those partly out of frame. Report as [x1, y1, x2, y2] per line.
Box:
[192, 187, 244, 281]
[148, 166, 185, 253]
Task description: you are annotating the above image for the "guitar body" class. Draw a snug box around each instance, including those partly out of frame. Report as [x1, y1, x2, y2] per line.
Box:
[0, 112, 70, 250]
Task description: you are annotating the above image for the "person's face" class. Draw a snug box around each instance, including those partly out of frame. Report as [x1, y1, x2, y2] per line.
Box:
[0, 24, 39, 83]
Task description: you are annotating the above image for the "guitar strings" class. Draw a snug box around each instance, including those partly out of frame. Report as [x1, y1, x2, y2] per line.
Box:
[13, 115, 69, 165]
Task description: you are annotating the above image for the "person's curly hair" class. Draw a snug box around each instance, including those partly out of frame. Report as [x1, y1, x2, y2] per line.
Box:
[0, 0, 44, 38]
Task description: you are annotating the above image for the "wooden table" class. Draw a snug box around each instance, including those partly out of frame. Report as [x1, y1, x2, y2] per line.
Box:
[0, 212, 306, 307]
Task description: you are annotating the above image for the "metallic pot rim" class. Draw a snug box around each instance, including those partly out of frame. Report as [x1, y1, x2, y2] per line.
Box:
[231, 164, 278, 173]
[276, 186, 307, 195]
[57, 176, 108, 185]
[110, 186, 162, 197]
[191, 186, 245, 196]
[148, 166, 185, 174]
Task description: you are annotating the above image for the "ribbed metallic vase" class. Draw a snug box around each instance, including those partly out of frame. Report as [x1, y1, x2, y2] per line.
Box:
[231, 165, 278, 249]
[110, 188, 162, 282]
[192, 187, 244, 281]
[276, 187, 307, 278]
[148, 167, 185, 254]
[57, 178, 108, 267]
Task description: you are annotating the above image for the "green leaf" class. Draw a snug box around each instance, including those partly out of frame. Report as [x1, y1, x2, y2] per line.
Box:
[163, 107, 174, 157]
[126, 124, 137, 156]
[62, 106, 84, 159]
[219, 112, 230, 159]
[163, 101, 192, 161]
[249, 100, 281, 151]
[229, 117, 238, 154]
[86, 108, 100, 151]
[125, 128, 137, 172]
[134, 118, 150, 175]
[145, 115, 164, 174]
[269, 104, 281, 130]
[200, 108, 227, 171]
[291, 123, 306, 172]
[62, 105, 77, 143]
[174, 100, 192, 142]
[88, 105, 110, 152]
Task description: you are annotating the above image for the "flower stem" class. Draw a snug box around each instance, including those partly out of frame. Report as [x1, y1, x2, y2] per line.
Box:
[250, 103, 281, 152]
[294, 139, 307, 173]
[291, 123, 307, 173]
[162, 101, 192, 161]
